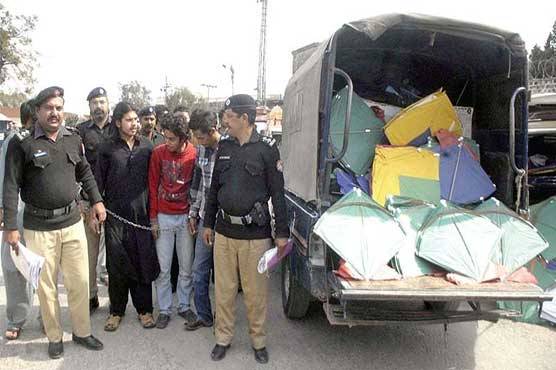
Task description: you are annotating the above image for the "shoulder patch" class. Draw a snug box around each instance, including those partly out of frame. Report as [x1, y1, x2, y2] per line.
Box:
[15, 129, 30, 141]
[261, 136, 276, 147]
[65, 126, 80, 135]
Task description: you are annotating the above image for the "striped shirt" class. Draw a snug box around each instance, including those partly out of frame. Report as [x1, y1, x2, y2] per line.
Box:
[188, 144, 217, 220]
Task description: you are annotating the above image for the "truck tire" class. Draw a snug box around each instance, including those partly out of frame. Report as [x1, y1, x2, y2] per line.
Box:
[426, 301, 460, 311]
[281, 254, 312, 319]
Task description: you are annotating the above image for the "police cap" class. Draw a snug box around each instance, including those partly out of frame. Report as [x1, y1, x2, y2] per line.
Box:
[223, 94, 257, 112]
[139, 106, 156, 117]
[34, 86, 64, 107]
[86, 87, 107, 101]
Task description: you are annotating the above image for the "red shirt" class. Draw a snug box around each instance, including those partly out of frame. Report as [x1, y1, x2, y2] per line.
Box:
[148, 143, 197, 220]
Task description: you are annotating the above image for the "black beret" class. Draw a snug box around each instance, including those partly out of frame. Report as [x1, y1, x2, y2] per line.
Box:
[86, 87, 107, 101]
[223, 94, 256, 111]
[139, 106, 156, 117]
[34, 86, 64, 107]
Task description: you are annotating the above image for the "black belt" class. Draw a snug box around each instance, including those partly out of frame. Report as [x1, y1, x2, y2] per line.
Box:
[25, 200, 77, 219]
[219, 209, 253, 226]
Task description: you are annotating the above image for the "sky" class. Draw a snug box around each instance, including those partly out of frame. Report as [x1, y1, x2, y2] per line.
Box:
[2, 0, 556, 114]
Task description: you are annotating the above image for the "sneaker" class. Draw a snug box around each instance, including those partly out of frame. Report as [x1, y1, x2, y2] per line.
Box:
[185, 318, 213, 331]
[155, 313, 170, 329]
[178, 309, 197, 324]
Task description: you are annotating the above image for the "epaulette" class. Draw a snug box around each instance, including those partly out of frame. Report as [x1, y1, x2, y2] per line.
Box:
[65, 126, 80, 135]
[220, 134, 233, 142]
[261, 135, 276, 147]
[15, 129, 30, 141]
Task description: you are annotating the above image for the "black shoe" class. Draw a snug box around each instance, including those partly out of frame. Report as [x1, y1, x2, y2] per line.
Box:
[48, 341, 63, 359]
[254, 347, 269, 364]
[156, 313, 170, 329]
[210, 344, 230, 361]
[72, 334, 104, 351]
[185, 318, 213, 331]
[89, 296, 100, 313]
[178, 309, 197, 324]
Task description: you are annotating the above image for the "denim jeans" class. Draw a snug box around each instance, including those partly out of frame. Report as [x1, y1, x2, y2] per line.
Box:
[155, 213, 194, 315]
[192, 220, 214, 323]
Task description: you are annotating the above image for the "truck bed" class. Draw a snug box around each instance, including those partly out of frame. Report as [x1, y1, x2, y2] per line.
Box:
[334, 275, 552, 302]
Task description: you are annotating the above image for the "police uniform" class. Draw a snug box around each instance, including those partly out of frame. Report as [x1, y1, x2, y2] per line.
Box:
[76, 87, 115, 309]
[2, 87, 104, 348]
[204, 95, 288, 357]
[139, 106, 165, 147]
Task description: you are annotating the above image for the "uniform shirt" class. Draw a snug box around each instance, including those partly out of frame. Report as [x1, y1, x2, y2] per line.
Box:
[148, 143, 196, 220]
[77, 119, 118, 174]
[189, 143, 217, 220]
[2, 125, 102, 231]
[95, 135, 153, 224]
[204, 129, 288, 240]
[144, 131, 165, 147]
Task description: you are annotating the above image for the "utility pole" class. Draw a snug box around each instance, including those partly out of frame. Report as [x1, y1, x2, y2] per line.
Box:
[257, 0, 268, 106]
[222, 64, 235, 95]
[201, 83, 217, 109]
[160, 76, 172, 104]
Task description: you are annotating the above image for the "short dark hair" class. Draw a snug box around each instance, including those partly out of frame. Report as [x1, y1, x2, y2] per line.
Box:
[112, 101, 136, 124]
[189, 109, 217, 134]
[161, 114, 189, 141]
[229, 107, 256, 125]
[20, 100, 34, 125]
[173, 105, 189, 114]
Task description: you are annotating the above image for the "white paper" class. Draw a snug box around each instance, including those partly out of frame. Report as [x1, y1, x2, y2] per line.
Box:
[10, 242, 45, 290]
[455, 106, 474, 138]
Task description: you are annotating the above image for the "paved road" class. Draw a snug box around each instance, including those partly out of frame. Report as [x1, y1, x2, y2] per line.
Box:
[1, 234, 555, 369]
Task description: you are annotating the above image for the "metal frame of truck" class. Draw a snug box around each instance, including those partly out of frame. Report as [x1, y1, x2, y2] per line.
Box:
[279, 13, 553, 326]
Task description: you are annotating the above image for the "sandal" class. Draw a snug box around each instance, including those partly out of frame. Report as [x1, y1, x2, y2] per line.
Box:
[138, 313, 155, 329]
[104, 314, 122, 332]
[5, 327, 21, 340]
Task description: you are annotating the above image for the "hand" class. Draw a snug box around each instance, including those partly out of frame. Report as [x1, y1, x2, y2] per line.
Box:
[203, 228, 214, 246]
[188, 217, 198, 235]
[151, 223, 159, 240]
[6, 230, 20, 256]
[0, 207, 4, 228]
[275, 238, 289, 259]
[91, 202, 106, 234]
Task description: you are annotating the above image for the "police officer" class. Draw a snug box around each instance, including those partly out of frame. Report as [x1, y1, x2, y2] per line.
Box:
[77, 87, 115, 312]
[139, 106, 164, 146]
[3, 86, 106, 359]
[203, 94, 289, 364]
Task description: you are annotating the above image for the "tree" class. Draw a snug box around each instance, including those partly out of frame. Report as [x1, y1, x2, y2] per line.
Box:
[529, 21, 556, 78]
[0, 4, 37, 91]
[0, 90, 27, 107]
[165, 86, 206, 112]
[64, 112, 80, 127]
[119, 80, 151, 109]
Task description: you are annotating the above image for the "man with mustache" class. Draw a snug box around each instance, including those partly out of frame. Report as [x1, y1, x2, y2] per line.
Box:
[3, 86, 106, 358]
[139, 106, 164, 146]
[77, 87, 116, 313]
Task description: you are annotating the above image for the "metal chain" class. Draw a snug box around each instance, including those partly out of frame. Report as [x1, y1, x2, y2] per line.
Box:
[105, 209, 186, 232]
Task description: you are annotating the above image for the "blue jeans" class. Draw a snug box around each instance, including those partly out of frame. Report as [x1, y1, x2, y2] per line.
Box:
[155, 213, 194, 315]
[192, 220, 214, 323]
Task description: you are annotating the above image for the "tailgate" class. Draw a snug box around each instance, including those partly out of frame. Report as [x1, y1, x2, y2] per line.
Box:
[333, 275, 552, 303]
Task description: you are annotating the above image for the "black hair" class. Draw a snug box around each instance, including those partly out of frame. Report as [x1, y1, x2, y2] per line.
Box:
[20, 100, 34, 126]
[112, 101, 136, 124]
[161, 114, 190, 141]
[189, 109, 217, 134]
[173, 105, 189, 114]
[230, 107, 256, 125]
[154, 104, 169, 117]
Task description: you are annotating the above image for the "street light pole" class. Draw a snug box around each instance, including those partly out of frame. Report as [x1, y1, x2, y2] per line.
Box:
[222, 64, 235, 95]
[201, 83, 217, 109]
